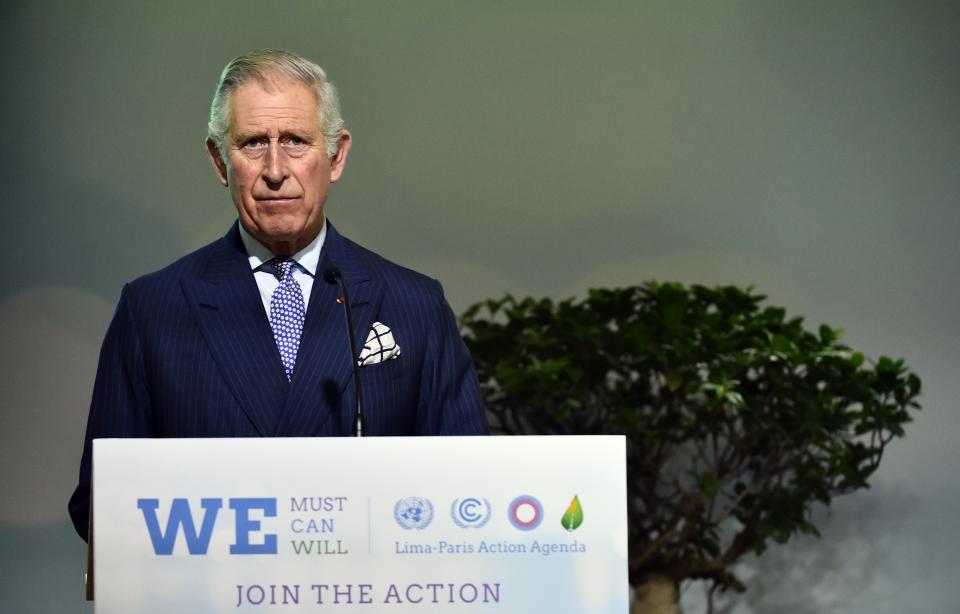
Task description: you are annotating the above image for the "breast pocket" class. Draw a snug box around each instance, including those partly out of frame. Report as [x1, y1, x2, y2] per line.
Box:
[361, 356, 405, 381]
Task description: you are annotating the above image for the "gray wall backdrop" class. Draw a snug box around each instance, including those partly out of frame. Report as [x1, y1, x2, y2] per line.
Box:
[2, 1, 957, 612]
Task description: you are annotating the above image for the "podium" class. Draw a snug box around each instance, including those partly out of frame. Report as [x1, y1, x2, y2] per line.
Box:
[91, 436, 628, 613]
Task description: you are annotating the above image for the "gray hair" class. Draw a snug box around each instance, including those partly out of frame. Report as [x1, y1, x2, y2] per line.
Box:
[207, 49, 344, 157]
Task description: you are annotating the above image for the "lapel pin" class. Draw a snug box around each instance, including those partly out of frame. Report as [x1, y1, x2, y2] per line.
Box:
[336, 297, 345, 304]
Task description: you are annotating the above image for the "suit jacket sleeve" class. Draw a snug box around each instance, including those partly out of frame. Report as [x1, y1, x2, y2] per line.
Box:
[415, 280, 489, 436]
[68, 284, 155, 541]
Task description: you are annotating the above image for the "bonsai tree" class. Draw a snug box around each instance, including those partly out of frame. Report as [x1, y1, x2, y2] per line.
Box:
[460, 283, 920, 614]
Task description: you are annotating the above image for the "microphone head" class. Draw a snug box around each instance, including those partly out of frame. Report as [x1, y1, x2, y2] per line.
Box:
[323, 266, 342, 284]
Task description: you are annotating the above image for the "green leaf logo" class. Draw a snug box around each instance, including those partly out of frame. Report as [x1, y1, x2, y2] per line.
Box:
[561, 495, 584, 532]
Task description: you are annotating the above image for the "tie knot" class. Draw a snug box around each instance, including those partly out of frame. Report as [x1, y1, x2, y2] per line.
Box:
[269, 257, 296, 281]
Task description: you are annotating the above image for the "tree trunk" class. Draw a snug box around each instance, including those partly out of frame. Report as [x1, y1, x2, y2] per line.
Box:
[631, 574, 679, 614]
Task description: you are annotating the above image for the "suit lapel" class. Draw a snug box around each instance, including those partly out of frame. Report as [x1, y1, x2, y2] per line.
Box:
[181, 224, 288, 436]
[278, 224, 385, 436]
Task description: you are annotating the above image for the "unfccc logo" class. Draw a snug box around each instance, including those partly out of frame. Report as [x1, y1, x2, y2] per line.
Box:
[507, 495, 543, 531]
[451, 497, 492, 528]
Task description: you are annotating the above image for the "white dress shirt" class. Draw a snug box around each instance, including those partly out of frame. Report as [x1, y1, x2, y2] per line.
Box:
[237, 220, 327, 317]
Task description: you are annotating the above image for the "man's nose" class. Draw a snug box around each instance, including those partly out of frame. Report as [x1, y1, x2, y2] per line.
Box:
[261, 142, 288, 184]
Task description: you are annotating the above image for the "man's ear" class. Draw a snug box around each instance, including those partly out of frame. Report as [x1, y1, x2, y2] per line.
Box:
[205, 137, 229, 187]
[329, 129, 352, 183]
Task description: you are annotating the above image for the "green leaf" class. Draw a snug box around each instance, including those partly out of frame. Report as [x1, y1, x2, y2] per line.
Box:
[819, 324, 835, 343]
[561, 495, 584, 532]
[725, 390, 746, 408]
[666, 372, 683, 391]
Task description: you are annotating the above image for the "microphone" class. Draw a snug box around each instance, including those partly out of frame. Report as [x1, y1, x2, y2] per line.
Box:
[324, 266, 365, 437]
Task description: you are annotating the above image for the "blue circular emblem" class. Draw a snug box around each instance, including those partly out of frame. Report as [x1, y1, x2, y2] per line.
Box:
[394, 497, 434, 530]
[451, 497, 492, 528]
[508, 495, 543, 531]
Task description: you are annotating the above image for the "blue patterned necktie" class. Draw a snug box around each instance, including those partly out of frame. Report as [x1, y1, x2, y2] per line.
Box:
[268, 257, 305, 381]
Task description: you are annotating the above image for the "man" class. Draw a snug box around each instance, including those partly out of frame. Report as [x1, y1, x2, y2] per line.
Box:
[68, 49, 487, 541]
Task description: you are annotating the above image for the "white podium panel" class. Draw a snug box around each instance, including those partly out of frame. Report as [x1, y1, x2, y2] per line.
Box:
[93, 436, 628, 613]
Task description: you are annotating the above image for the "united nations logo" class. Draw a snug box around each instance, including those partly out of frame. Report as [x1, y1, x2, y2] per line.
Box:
[394, 497, 434, 530]
[451, 497, 492, 529]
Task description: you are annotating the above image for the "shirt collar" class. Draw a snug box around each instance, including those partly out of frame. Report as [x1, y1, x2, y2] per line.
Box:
[237, 219, 326, 277]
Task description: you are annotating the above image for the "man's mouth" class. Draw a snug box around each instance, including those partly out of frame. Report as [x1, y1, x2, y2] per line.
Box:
[256, 196, 301, 203]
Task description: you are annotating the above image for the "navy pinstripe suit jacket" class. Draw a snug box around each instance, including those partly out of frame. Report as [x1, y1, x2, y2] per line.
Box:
[68, 221, 487, 540]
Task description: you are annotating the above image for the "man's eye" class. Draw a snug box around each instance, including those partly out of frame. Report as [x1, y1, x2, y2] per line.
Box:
[242, 140, 266, 150]
[282, 137, 310, 156]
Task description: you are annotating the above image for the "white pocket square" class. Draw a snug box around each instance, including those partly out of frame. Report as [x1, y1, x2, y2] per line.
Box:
[357, 322, 401, 367]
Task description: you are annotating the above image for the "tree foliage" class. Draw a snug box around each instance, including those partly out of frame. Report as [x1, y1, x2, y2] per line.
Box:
[460, 283, 920, 592]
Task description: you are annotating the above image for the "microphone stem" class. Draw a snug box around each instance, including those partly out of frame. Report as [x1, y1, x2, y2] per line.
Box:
[332, 272, 364, 437]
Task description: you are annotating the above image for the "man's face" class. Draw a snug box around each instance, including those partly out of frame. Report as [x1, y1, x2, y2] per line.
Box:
[207, 78, 351, 256]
